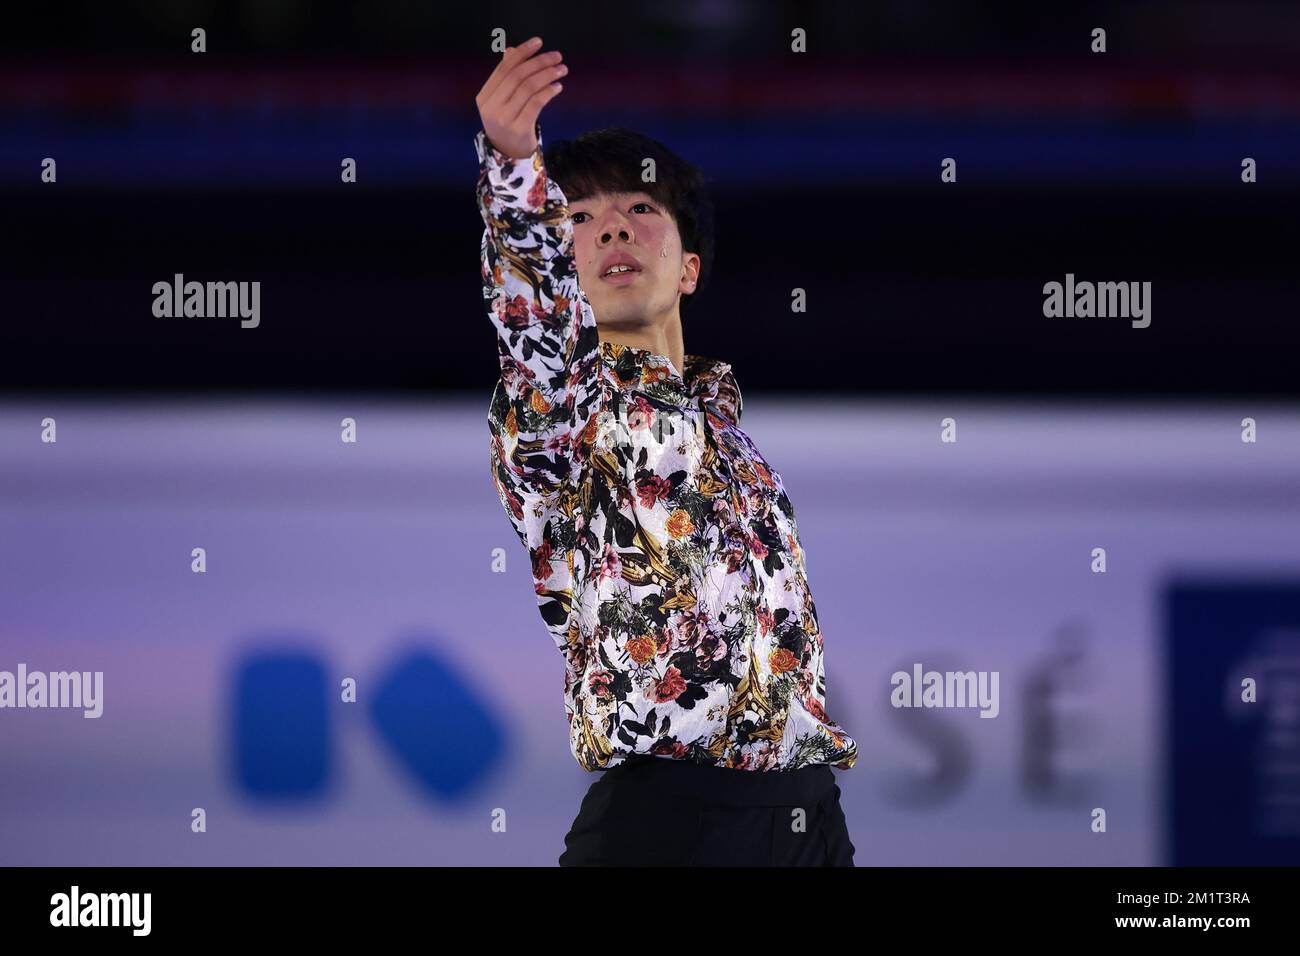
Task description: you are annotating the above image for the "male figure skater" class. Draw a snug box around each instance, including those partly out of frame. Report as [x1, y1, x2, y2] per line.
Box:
[475, 36, 857, 866]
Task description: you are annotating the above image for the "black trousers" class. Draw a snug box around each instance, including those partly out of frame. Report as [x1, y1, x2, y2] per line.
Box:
[559, 753, 856, 866]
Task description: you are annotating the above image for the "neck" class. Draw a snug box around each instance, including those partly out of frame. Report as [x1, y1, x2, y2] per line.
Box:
[597, 312, 685, 377]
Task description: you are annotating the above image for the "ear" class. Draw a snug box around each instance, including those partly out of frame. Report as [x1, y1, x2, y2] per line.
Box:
[679, 251, 701, 293]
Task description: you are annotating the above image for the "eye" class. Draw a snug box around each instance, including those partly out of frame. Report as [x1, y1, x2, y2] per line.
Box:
[570, 202, 652, 224]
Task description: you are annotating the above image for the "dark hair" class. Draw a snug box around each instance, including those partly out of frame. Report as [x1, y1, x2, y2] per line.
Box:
[544, 127, 715, 313]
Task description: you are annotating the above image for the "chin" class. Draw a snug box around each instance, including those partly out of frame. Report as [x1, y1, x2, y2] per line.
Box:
[589, 301, 637, 325]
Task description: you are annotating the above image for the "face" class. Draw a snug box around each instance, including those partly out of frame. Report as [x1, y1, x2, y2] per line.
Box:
[569, 191, 700, 329]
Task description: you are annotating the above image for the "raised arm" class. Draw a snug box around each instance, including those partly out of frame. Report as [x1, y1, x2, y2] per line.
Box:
[475, 39, 603, 498]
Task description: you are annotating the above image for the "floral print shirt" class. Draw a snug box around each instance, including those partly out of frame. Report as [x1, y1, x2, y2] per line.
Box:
[475, 126, 858, 773]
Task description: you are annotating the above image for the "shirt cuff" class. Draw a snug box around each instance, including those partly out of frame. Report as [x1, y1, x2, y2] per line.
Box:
[474, 123, 544, 168]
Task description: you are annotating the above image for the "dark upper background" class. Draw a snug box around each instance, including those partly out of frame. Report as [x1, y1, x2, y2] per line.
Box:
[2, 0, 1298, 398]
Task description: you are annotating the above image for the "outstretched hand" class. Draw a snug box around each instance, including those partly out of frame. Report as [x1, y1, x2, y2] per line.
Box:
[475, 36, 567, 160]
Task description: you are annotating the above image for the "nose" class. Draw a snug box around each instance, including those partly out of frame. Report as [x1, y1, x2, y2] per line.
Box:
[597, 213, 634, 245]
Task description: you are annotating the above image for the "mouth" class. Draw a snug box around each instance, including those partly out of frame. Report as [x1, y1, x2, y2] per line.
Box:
[600, 265, 642, 283]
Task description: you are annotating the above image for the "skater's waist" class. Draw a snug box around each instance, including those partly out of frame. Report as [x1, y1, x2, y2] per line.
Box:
[602, 753, 836, 807]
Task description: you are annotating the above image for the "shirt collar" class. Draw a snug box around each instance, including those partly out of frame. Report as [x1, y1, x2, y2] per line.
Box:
[599, 339, 743, 424]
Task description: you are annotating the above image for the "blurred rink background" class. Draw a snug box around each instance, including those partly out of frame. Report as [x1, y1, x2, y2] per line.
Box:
[2, 1, 1299, 866]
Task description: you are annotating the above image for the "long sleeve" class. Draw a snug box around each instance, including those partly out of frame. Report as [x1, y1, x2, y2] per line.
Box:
[476, 126, 604, 510]
[478, 127, 599, 727]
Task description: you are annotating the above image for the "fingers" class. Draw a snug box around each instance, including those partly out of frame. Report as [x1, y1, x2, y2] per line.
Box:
[478, 38, 535, 102]
[479, 36, 558, 107]
[500, 53, 567, 126]
[499, 52, 563, 113]
[513, 81, 564, 132]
